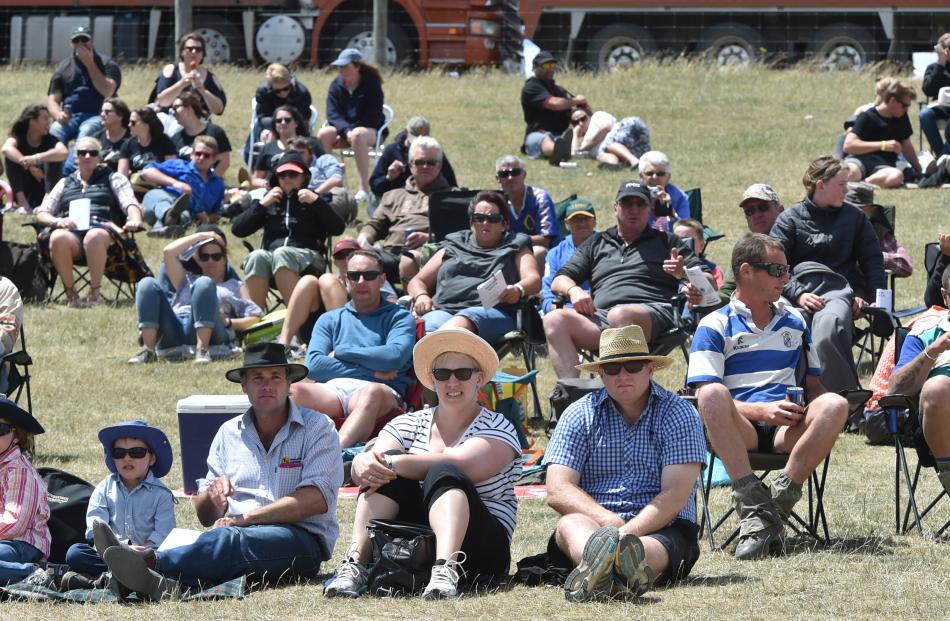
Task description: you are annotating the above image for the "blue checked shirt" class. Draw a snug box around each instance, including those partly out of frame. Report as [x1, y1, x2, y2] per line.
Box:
[197, 401, 343, 557]
[85, 471, 176, 546]
[543, 382, 706, 524]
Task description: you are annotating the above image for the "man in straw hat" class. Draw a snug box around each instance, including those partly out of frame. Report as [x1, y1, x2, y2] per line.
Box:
[688, 233, 848, 560]
[543, 324, 706, 601]
[100, 342, 342, 600]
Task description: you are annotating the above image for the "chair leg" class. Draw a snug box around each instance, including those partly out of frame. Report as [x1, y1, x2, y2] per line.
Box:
[699, 456, 717, 549]
[896, 438, 925, 536]
[520, 343, 544, 423]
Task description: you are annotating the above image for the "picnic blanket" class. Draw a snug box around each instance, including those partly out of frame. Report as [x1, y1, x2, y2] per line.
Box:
[0, 573, 247, 603]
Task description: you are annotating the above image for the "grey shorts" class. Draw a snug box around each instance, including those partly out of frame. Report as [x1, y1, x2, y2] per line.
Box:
[844, 154, 896, 179]
[588, 302, 676, 337]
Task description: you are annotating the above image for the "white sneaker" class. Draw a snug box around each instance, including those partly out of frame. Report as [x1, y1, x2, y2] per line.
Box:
[324, 557, 369, 598]
[194, 348, 212, 364]
[422, 551, 466, 599]
[354, 190, 369, 203]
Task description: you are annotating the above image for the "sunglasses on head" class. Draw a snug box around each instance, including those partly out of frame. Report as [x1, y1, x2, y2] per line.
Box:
[198, 251, 224, 262]
[748, 261, 790, 277]
[346, 270, 381, 282]
[432, 367, 477, 381]
[274, 117, 295, 124]
[111, 446, 150, 460]
[0, 423, 15, 436]
[496, 168, 523, 179]
[412, 158, 438, 167]
[77, 149, 99, 157]
[601, 360, 649, 376]
[471, 213, 504, 224]
[742, 202, 773, 217]
[273, 84, 292, 94]
[183, 45, 204, 53]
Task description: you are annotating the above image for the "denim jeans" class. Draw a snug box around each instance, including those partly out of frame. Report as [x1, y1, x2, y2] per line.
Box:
[135, 276, 230, 349]
[0, 540, 43, 585]
[919, 105, 950, 155]
[422, 306, 517, 344]
[141, 189, 193, 227]
[51, 112, 103, 176]
[65, 542, 108, 576]
[156, 524, 326, 588]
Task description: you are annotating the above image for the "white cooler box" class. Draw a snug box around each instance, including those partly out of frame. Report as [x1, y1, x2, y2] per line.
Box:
[176, 394, 250, 495]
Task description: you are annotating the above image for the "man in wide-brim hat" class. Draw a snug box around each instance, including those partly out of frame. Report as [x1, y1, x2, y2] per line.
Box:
[542, 325, 706, 602]
[100, 342, 342, 601]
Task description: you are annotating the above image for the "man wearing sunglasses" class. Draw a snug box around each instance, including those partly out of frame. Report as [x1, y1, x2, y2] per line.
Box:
[689, 233, 848, 560]
[521, 51, 588, 166]
[291, 250, 415, 449]
[717, 184, 785, 305]
[543, 324, 706, 600]
[495, 154, 560, 267]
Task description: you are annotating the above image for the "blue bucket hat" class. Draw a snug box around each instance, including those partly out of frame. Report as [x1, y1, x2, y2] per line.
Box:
[331, 48, 363, 67]
[0, 396, 44, 435]
[98, 420, 173, 479]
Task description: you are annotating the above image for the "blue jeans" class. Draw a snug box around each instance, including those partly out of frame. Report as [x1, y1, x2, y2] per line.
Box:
[919, 105, 950, 155]
[0, 540, 43, 585]
[422, 306, 517, 343]
[135, 276, 230, 349]
[156, 524, 326, 588]
[65, 542, 108, 576]
[52, 112, 103, 176]
[141, 189, 193, 227]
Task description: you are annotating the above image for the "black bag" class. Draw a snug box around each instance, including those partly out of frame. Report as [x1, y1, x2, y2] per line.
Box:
[0, 241, 51, 302]
[38, 467, 95, 563]
[548, 378, 604, 428]
[366, 519, 436, 597]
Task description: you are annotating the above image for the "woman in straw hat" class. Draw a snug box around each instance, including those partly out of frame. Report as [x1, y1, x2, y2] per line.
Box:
[324, 328, 522, 600]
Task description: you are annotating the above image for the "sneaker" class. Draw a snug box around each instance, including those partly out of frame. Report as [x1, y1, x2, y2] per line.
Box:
[549, 130, 572, 166]
[60, 571, 101, 591]
[285, 343, 307, 361]
[194, 348, 212, 364]
[354, 190, 369, 204]
[128, 348, 157, 365]
[23, 567, 61, 590]
[324, 557, 369, 598]
[422, 552, 466, 599]
[163, 192, 191, 226]
[614, 533, 654, 597]
[564, 526, 619, 602]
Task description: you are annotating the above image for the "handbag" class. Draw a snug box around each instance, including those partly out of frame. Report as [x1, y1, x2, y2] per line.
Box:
[365, 519, 436, 597]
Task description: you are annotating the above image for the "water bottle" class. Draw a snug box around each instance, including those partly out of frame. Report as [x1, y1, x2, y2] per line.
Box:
[558, 161, 578, 168]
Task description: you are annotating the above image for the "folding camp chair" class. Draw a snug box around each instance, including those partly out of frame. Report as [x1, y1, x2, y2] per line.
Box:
[329, 104, 394, 160]
[492, 297, 546, 423]
[2, 324, 33, 414]
[239, 239, 332, 314]
[426, 189, 481, 242]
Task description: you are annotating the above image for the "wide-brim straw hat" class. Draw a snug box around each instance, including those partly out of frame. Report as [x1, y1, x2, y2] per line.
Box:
[576, 324, 673, 373]
[413, 328, 499, 391]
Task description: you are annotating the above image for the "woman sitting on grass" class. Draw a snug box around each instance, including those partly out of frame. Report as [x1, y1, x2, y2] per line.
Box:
[128, 227, 262, 365]
[1, 104, 67, 214]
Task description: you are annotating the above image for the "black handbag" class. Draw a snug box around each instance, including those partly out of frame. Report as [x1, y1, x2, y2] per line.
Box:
[366, 519, 436, 597]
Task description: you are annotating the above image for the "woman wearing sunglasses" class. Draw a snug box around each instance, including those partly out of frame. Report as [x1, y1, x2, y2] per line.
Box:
[128, 227, 262, 364]
[250, 105, 314, 188]
[117, 106, 178, 178]
[169, 91, 232, 179]
[407, 190, 540, 344]
[254, 63, 312, 131]
[325, 328, 522, 599]
[92, 97, 131, 170]
[34, 136, 143, 307]
[153, 32, 227, 116]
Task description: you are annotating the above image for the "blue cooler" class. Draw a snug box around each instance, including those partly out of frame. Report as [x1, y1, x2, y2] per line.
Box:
[176, 394, 250, 494]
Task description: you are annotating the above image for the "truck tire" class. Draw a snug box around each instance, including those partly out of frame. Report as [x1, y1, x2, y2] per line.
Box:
[193, 14, 245, 64]
[808, 22, 876, 71]
[332, 18, 412, 66]
[698, 22, 763, 67]
[586, 24, 656, 71]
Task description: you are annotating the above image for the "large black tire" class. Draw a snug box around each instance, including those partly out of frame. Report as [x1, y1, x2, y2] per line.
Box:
[193, 13, 245, 64]
[808, 22, 877, 71]
[586, 24, 657, 71]
[331, 18, 412, 67]
[697, 22, 764, 67]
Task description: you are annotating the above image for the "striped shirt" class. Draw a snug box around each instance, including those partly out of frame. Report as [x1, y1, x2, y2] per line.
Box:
[380, 407, 522, 540]
[0, 445, 51, 558]
[507, 185, 560, 243]
[543, 383, 706, 524]
[688, 296, 820, 403]
[197, 401, 343, 557]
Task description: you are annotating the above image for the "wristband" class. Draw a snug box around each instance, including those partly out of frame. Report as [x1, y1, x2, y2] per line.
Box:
[413, 293, 429, 302]
[567, 284, 579, 296]
[386, 454, 396, 473]
[880, 141, 887, 152]
[514, 283, 526, 300]
[923, 348, 938, 362]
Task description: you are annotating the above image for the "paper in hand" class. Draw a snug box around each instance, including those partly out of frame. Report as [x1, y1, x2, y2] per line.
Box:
[477, 270, 507, 309]
[685, 266, 720, 307]
[68, 198, 91, 230]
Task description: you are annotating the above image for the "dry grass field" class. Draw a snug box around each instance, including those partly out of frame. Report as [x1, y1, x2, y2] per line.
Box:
[0, 60, 948, 619]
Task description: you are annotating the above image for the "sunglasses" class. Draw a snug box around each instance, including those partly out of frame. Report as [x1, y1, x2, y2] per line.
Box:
[183, 45, 204, 53]
[277, 170, 302, 179]
[601, 360, 649, 375]
[0, 423, 15, 436]
[742, 202, 773, 217]
[540, 62, 557, 70]
[642, 170, 669, 177]
[172, 104, 185, 111]
[273, 84, 292, 94]
[471, 213, 504, 224]
[192, 151, 214, 160]
[274, 117, 295, 124]
[128, 119, 140, 126]
[748, 261, 790, 277]
[111, 446, 150, 460]
[77, 149, 99, 157]
[496, 168, 523, 179]
[346, 270, 381, 282]
[412, 158, 439, 167]
[432, 367, 477, 381]
[570, 117, 587, 126]
[198, 251, 224, 262]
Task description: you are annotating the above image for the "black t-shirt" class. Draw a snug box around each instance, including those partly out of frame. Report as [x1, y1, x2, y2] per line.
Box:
[521, 76, 570, 137]
[119, 134, 177, 173]
[12, 132, 60, 158]
[851, 107, 913, 168]
[93, 127, 130, 168]
[172, 122, 232, 157]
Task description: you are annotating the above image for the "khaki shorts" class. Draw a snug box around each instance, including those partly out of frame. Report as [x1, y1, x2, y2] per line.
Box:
[242, 246, 325, 280]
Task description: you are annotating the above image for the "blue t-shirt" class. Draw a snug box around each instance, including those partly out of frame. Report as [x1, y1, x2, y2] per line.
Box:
[507, 185, 560, 243]
[540, 233, 593, 313]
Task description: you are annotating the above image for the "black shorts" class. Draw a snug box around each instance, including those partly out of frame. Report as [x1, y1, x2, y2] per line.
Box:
[588, 302, 676, 336]
[753, 421, 779, 453]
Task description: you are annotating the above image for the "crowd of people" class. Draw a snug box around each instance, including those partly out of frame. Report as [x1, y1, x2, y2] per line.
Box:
[1, 24, 950, 608]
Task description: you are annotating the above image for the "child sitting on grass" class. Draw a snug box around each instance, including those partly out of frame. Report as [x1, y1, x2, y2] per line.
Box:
[62, 420, 175, 590]
[0, 397, 50, 585]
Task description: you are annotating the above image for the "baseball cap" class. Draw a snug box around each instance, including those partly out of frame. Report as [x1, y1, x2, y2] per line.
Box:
[332, 238, 361, 257]
[331, 48, 363, 67]
[615, 180, 651, 203]
[533, 51, 556, 66]
[739, 183, 780, 206]
[71, 26, 92, 42]
[564, 200, 596, 221]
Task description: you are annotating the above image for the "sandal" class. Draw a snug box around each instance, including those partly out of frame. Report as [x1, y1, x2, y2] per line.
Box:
[84, 286, 102, 307]
[66, 287, 88, 309]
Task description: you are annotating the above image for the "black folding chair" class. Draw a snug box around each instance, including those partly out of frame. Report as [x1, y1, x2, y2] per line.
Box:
[492, 297, 546, 423]
[427, 189, 480, 243]
[2, 324, 33, 414]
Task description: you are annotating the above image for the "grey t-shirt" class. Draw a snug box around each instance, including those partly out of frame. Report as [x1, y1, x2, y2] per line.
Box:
[433, 230, 531, 314]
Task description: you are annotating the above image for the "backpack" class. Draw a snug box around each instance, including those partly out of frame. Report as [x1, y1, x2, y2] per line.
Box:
[548, 378, 604, 430]
[38, 467, 95, 563]
[365, 519, 436, 597]
[0, 241, 51, 302]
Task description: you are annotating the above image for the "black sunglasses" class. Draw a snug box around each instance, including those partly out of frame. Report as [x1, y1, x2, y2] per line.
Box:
[273, 84, 292, 94]
[198, 251, 224, 262]
[183, 45, 204, 53]
[432, 367, 477, 381]
[0, 423, 15, 436]
[412, 158, 439, 167]
[274, 117, 295, 124]
[748, 262, 790, 277]
[742, 202, 773, 217]
[346, 270, 381, 282]
[601, 360, 649, 376]
[111, 446, 150, 460]
[77, 149, 99, 157]
[496, 168, 523, 179]
[277, 170, 302, 178]
[471, 213, 504, 224]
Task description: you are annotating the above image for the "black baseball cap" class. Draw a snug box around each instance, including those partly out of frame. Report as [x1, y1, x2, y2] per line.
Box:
[615, 180, 651, 203]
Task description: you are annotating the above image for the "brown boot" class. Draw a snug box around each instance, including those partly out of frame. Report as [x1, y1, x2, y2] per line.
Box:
[732, 476, 785, 560]
[770, 472, 803, 518]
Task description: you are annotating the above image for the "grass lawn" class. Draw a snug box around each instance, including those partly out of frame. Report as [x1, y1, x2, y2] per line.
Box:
[0, 61, 948, 618]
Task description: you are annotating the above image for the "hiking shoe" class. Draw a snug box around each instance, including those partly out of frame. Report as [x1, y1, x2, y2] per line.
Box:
[128, 348, 157, 364]
[937, 467, 950, 497]
[735, 522, 784, 560]
[614, 533, 654, 597]
[93, 520, 123, 557]
[564, 526, 619, 602]
[103, 547, 175, 601]
[423, 552, 466, 599]
[163, 192, 190, 225]
[194, 348, 212, 364]
[323, 557, 369, 598]
[732, 478, 785, 561]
